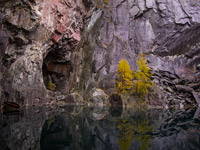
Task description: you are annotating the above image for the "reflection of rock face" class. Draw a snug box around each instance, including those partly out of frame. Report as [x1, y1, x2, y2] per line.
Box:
[0, 106, 200, 150]
[0, 107, 50, 150]
[40, 116, 73, 150]
[91, 106, 109, 120]
[152, 128, 200, 150]
[39, 107, 200, 150]
[151, 109, 200, 150]
[0, 106, 76, 150]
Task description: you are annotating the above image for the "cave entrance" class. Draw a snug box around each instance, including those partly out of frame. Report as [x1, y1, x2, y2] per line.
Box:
[42, 49, 72, 93]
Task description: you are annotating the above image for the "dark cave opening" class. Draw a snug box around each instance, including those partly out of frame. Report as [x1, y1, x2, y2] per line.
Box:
[42, 34, 79, 94]
[42, 49, 72, 93]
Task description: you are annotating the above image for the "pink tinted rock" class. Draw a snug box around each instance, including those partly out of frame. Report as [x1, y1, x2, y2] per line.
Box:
[56, 24, 66, 34]
[73, 32, 81, 41]
[52, 33, 61, 42]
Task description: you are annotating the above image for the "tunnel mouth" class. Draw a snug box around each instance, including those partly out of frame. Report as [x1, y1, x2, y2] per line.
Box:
[42, 49, 72, 93]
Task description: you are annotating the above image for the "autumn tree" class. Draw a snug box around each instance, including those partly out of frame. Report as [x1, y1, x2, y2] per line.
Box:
[133, 55, 152, 97]
[115, 59, 134, 95]
[115, 55, 152, 99]
[97, 0, 109, 8]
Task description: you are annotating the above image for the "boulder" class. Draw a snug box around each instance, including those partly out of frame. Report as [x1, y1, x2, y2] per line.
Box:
[88, 88, 110, 107]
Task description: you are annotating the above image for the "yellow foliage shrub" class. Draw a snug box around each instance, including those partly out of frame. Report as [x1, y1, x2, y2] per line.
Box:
[133, 55, 152, 97]
[48, 81, 56, 91]
[115, 59, 134, 95]
[104, 0, 109, 5]
[97, 0, 109, 8]
[115, 55, 152, 99]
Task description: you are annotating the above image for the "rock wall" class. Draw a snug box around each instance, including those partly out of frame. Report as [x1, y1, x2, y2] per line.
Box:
[0, 0, 90, 107]
[77, 0, 200, 107]
[0, 0, 200, 107]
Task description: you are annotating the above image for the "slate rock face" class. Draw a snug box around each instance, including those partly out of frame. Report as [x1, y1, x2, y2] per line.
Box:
[0, 0, 90, 106]
[0, 0, 200, 107]
[79, 0, 200, 83]
[77, 0, 200, 107]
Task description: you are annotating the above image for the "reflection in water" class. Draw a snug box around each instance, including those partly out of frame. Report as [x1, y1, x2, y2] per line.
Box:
[117, 110, 153, 150]
[0, 106, 200, 150]
[134, 119, 153, 150]
[117, 119, 134, 150]
[40, 116, 72, 150]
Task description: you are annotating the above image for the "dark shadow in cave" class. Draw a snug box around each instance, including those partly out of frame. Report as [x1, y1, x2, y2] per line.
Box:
[42, 50, 72, 93]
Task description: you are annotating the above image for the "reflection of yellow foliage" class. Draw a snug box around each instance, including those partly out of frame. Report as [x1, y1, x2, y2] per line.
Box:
[115, 59, 134, 95]
[117, 119, 134, 150]
[116, 112, 153, 150]
[134, 119, 153, 150]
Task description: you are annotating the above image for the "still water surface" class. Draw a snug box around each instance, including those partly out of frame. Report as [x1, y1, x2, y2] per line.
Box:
[0, 106, 200, 150]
